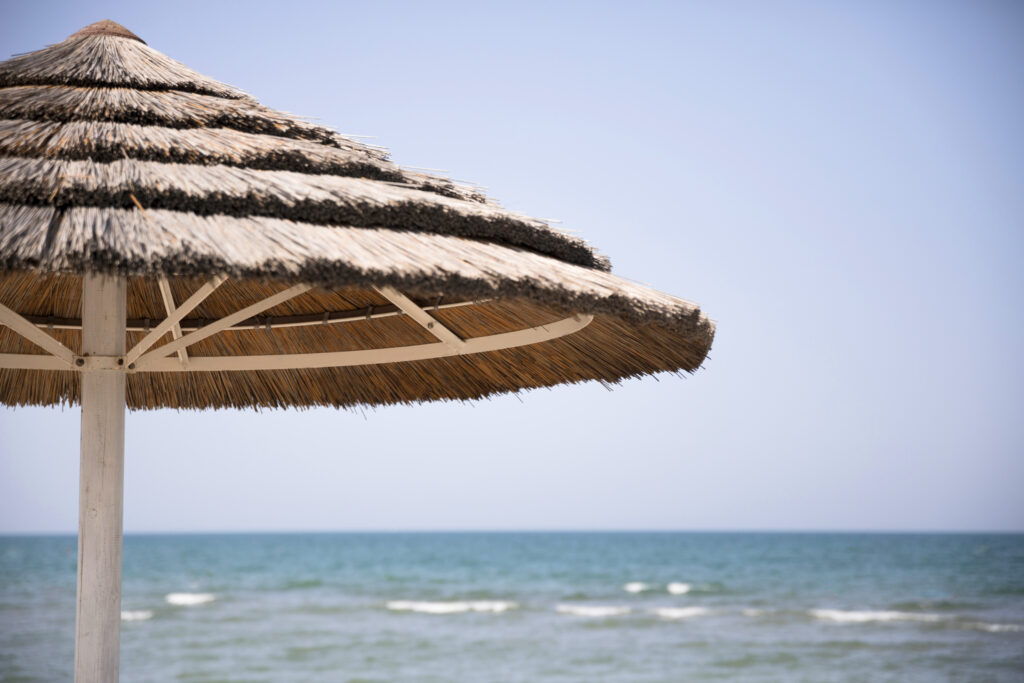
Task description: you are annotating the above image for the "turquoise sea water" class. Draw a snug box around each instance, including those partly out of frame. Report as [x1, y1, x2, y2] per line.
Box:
[1, 532, 1022, 682]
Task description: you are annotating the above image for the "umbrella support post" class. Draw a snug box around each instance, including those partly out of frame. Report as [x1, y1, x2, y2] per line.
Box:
[74, 273, 127, 683]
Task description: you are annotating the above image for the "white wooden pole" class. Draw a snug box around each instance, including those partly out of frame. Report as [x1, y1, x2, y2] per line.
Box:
[74, 273, 127, 683]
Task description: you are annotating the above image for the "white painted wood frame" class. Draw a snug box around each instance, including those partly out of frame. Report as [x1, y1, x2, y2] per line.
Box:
[0, 282, 593, 373]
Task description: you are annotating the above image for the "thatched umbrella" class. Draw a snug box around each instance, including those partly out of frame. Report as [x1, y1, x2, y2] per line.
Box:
[0, 20, 714, 682]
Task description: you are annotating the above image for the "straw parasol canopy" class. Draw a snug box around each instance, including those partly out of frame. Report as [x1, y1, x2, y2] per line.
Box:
[0, 20, 714, 682]
[0, 20, 714, 410]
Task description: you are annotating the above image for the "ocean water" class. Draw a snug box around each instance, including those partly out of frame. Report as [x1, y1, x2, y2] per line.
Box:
[1, 533, 1022, 682]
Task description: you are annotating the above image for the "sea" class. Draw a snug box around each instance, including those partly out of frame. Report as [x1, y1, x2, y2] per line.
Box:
[1, 532, 1022, 682]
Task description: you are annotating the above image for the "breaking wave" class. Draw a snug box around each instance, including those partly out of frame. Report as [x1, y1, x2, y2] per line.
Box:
[653, 607, 710, 620]
[120, 610, 153, 621]
[667, 582, 692, 595]
[623, 582, 652, 593]
[810, 609, 941, 624]
[166, 592, 216, 607]
[811, 609, 1024, 633]
[556, 605, 630, 618]
[386, 600, 517, 614]
[965, 621, 1024, 633]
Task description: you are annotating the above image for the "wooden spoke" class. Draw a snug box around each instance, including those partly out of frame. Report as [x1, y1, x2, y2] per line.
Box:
[133, 314, 592, 372]
[0, 301, 76, 367]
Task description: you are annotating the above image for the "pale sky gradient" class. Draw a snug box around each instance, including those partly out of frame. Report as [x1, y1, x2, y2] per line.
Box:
[1, 1, 1022, 533]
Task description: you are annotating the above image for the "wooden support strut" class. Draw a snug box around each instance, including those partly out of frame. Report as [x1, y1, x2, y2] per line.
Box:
[376, 286, 466, 350]
[0, 301, 76, 366]
[123, 275, 225, 366]
[132, 283, 312, 366]
[157, 277, 191, 366]
[74, 273, 126, 683]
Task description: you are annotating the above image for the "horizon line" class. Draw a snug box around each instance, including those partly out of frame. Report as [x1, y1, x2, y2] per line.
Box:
[3, 528, 1023, 536]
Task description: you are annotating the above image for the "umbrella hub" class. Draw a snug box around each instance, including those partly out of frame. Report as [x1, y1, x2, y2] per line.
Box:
[69, 20, 146, 44]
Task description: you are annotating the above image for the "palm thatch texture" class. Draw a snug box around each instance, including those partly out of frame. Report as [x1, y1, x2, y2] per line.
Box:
[0, 20, 715, 409]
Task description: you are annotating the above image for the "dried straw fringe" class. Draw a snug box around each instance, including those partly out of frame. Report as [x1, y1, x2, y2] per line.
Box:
[0, 271, 709, 410]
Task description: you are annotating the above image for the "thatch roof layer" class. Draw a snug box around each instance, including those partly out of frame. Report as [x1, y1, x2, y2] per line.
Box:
[0, 85, 345, 143]
[0, 115, 494, 206]
[0, 157, 605, 269]
[0, 117, 403, 178]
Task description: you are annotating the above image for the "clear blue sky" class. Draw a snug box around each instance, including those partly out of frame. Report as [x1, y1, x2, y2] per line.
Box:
[1, 1, 1022, 532]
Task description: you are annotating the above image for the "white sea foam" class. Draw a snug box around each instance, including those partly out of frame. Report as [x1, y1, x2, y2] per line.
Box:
[386, 600, 517, 614]
[653, 607, 710, 620]
[967, 621, 1024, 633]
[165, 592, 216, 607]
[667, 582, 692, 595]
[120, 610, 153, 622]
[623, 582, 651, 593]
[810, 609, 941, 624]
[742, 609, 766, 617]
[556, 605, 631, 618]
[812, 609, 1022, 632]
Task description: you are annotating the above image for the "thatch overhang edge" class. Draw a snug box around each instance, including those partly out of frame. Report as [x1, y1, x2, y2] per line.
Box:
[0, 205, 711, 344]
